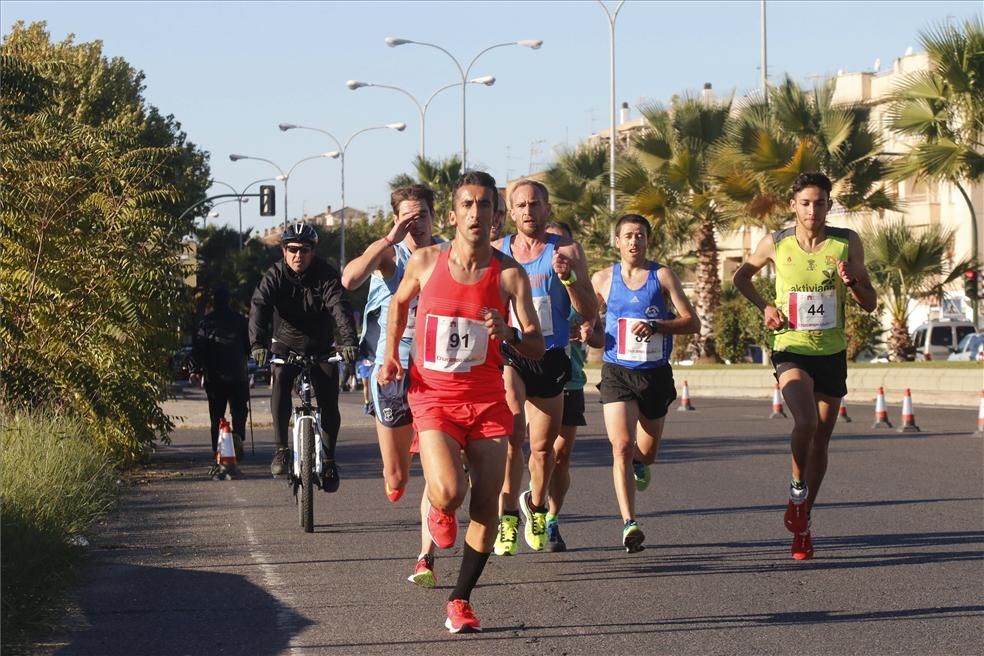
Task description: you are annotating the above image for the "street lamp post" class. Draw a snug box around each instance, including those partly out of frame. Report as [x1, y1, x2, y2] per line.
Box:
[598, 0, 626, 214]
[384, 36, 542, 170]
[211, 178, 273, 251]
[346, 77, 495, 159]
[229, 153, 338, 227]
[278, 122, 405, 266]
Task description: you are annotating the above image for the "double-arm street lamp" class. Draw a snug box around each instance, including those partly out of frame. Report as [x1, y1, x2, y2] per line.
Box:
[210, 177, 275, 250]
[384, 36, 542, 170]
[278, 122, 406, 266]
[346, 77, 495, 159]
[228, 152, 339, 226]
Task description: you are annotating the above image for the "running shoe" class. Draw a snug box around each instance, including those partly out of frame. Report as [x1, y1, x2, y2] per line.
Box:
[493, 514, 519, 556]
[407, 554, 436, 588]
[632, 460, 651, 492]
[321, 460, 340, 493]
[270, 447, 290, 477]
[445, 599, 481, 633]
[783, 485, 810, 533]
[545, 520, 567, 553]
[622, 519, 645, 553]
[385, 481, 405, 503]
[521, 490, 547, 551]
[363, 401, 373, 416]
[792, 531, 814, 560]
[427, 505, 457, 549]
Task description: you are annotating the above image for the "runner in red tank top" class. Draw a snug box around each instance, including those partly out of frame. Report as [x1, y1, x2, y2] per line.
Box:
[378, 171, 545, 634]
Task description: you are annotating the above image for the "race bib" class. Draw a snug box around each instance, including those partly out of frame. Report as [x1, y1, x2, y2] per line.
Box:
[616, 317, 665, 362]
[788, 290, 837, 330]
[511, 295, 554, 336]
[422, 314, 488, 373]
[404, 298, 418, 339]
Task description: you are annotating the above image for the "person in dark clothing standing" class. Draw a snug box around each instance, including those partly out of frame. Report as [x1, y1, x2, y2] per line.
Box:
[249, 222, 359, 488]
[193, 287, 250, 455]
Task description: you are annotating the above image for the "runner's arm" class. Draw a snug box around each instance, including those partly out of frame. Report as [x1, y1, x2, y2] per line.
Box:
[840, 232, 877, 312]
[556, 241, 598, 322]
[341, 238, 396, 290]
[733, 234, 785, 330]
[653, 267, 700, 335]
[378, 254, 423, 383]
[501, 263, 546, 360]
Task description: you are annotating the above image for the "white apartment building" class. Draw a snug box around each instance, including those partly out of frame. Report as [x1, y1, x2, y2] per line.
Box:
[571, 50, 983, 330]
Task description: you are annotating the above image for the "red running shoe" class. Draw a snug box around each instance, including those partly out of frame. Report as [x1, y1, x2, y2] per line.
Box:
[427, 505, 457, 549]
[783, 499, 810, 534]
[792, 532, 814, 560]
[445, 599, 481, 633]
[385, 482, 405, 503]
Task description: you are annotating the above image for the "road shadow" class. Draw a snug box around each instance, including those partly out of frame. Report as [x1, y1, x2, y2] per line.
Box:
[52, 563, 311, 655]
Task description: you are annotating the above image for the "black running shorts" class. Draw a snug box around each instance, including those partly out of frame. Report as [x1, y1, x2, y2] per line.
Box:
[561, 388, 587, 427]
[598, 363, 677, 420]
[771, 350, 848, 398]
[503, 347, 571, 399]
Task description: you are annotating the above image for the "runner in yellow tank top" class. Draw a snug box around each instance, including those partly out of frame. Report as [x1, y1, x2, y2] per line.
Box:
[733, 172, 877, 561]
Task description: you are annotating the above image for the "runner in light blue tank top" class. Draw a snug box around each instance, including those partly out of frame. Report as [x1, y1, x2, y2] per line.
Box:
[502, 233, 571, 351]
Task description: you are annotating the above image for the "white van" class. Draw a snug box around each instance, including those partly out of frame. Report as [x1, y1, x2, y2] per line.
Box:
[911, 318, 977, 361]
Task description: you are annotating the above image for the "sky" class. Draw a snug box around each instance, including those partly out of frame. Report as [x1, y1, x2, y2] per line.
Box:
[4, 1, 981, 236]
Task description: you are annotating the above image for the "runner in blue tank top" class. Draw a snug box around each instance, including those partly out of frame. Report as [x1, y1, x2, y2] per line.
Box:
[490, 179, 597, 556]
[342, 184, 442, 587]
[591, 214, 700, 554]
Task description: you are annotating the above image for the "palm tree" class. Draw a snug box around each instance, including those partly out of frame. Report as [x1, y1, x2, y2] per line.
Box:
[617, 95, 734, 361]
[861, 220, 971, 360]
[389, 154, 461, 237]
[714, 75, 895, 224]
[886, 17, 984, 323]
[541, 143, 612, 270]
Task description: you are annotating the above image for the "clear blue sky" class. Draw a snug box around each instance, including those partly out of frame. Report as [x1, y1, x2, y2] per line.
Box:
[4, 1, 980, 235]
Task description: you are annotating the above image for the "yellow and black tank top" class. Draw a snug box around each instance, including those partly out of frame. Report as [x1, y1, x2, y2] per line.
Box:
[771, 226, 851, 355]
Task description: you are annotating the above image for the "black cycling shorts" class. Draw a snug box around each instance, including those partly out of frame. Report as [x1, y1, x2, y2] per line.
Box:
[598, 363, 677, 420]
[771, 350, 848, 399]
[503, 347, 571, 399]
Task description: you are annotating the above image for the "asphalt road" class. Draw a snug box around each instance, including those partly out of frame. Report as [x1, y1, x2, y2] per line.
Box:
[31, 386, 983, 656]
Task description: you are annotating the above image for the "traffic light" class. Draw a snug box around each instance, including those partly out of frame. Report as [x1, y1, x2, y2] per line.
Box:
[259, 185, 276, 216]
[965, 269, 979, 299]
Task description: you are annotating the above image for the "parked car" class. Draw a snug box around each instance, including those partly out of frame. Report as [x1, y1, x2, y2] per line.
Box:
[911, 318, 977, 361]
[947, 331, 984, 362]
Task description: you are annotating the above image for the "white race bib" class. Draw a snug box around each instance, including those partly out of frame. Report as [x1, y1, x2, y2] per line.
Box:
[616, 317, 665, 362]
[422, 314, 488, 373]
[404, 298, 418, 339]
[510, 295, 554, 337]
[788, 290, 837, 330]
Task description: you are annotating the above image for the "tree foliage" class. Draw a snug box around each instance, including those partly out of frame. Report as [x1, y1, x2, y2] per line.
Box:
[389, 154, 461, 238]
[0, 22, 211, 460]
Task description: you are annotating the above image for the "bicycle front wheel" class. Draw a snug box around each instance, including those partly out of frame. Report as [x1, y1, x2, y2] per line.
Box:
[300, 419, 315, 533]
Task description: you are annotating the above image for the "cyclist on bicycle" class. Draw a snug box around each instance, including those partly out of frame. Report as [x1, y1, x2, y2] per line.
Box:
[249, 222, 359, 488]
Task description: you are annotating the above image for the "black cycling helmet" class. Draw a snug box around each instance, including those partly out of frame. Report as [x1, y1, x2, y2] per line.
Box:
[280, 222, 319, 245]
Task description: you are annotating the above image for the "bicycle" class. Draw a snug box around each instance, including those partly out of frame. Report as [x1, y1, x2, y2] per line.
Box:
[269, 352, 341, 533]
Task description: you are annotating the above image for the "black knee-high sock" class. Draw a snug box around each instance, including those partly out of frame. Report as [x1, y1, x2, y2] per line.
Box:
[449, 543, 491, 602]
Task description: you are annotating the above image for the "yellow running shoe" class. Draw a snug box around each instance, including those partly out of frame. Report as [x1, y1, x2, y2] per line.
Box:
[493, 515, 519, 556]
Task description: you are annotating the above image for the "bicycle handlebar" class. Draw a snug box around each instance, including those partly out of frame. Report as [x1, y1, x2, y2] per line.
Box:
[269, 352, 343, 367]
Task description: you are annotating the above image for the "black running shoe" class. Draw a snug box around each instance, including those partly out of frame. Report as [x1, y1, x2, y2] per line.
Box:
[270, 447, 290, 477]
[321, 460, 340, 493]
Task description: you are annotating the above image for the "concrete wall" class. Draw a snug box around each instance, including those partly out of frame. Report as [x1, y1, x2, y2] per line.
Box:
[584, 365, 983, 408]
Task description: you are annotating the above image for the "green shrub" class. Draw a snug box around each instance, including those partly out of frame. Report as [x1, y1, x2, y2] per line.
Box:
[0, 411, 117, 641]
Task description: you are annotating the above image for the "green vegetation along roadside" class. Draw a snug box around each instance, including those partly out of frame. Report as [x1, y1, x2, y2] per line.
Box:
[0, 412, 118, 649]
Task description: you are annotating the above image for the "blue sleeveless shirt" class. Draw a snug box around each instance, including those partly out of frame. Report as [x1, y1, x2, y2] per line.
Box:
[502, 233, 571, 350]
[360, 238, 442, 366]
[603, 262, 672, 369]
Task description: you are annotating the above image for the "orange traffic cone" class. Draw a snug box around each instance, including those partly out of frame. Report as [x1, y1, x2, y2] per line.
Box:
[677, 380, 696, 411]
[215, 417, 239, 479]
[770, 384, 787, 419]
[872, 386, 892, 428]
[975, 390, 983, 436]
[898, 388, 920, 433]
[838, 396, 852, 423]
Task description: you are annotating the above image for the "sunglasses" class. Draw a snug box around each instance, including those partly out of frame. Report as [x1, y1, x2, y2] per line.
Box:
[285, 245, 313, 254]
